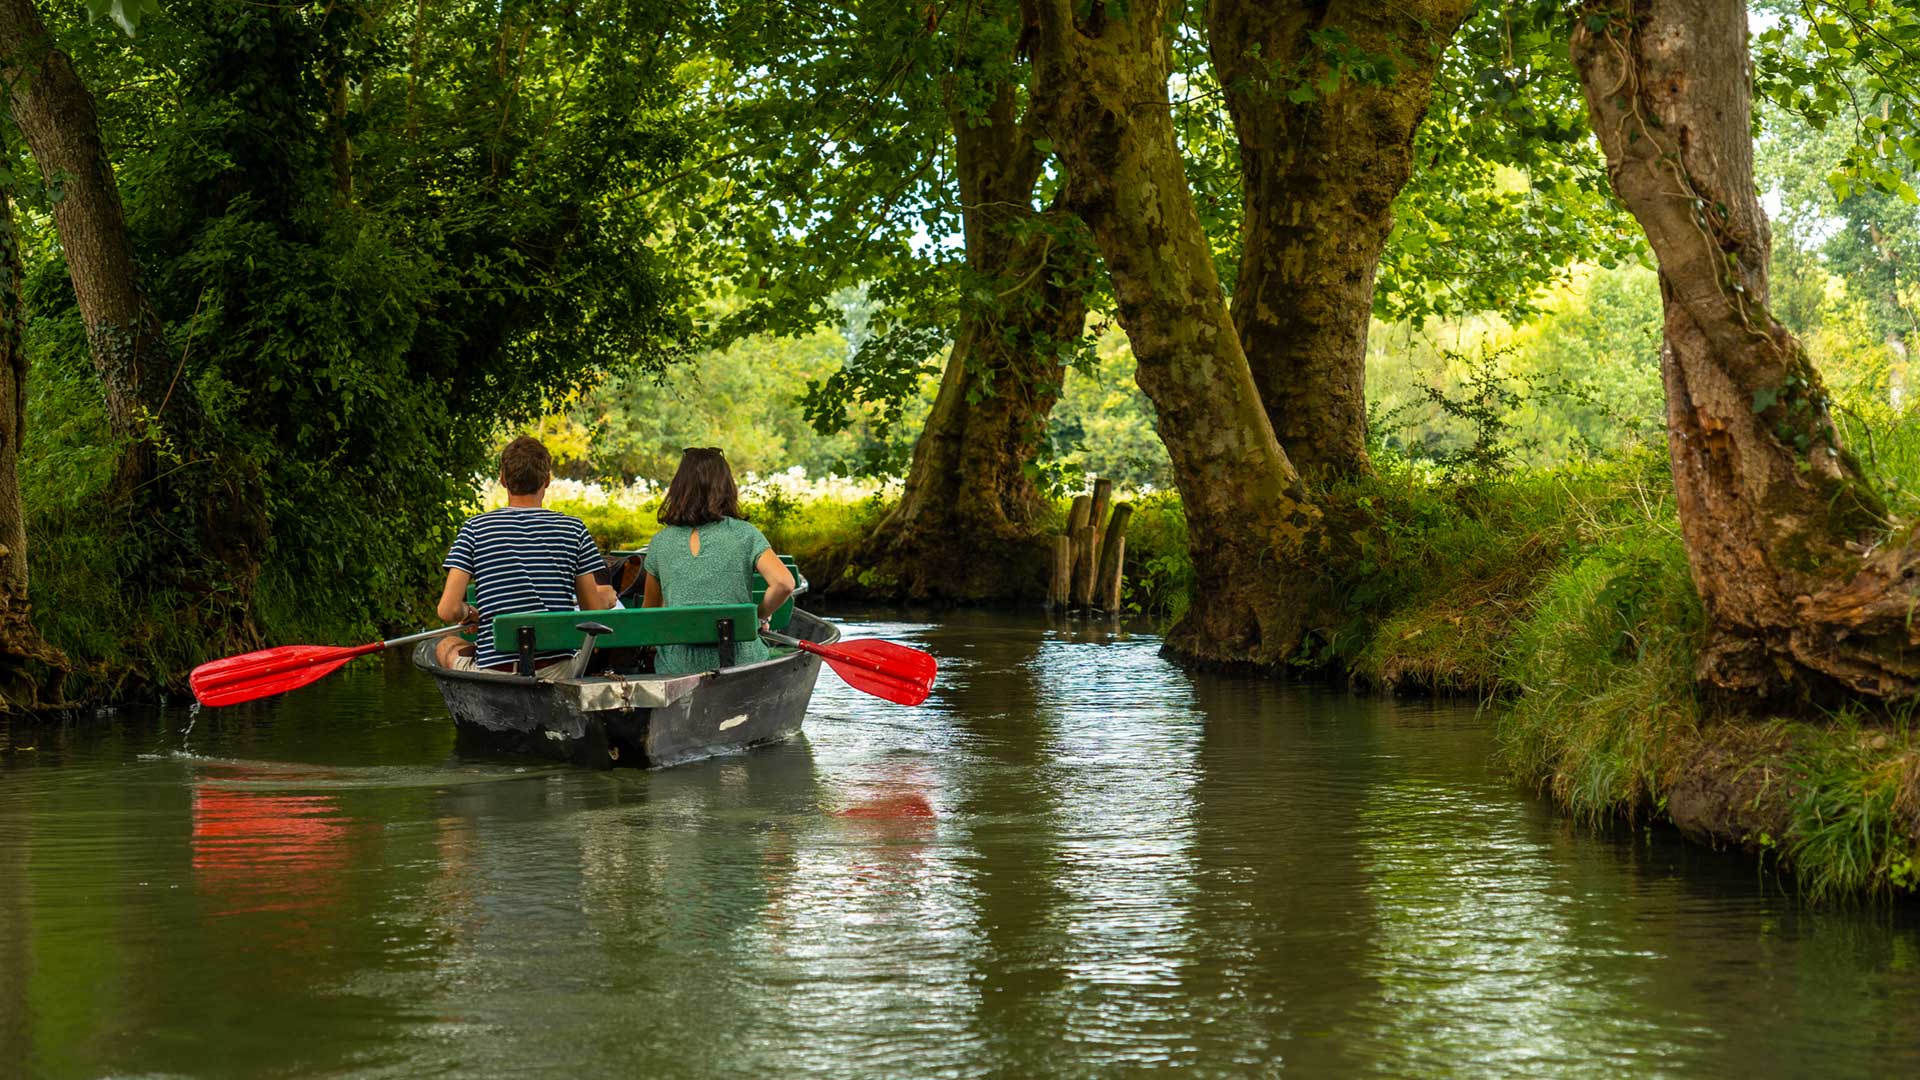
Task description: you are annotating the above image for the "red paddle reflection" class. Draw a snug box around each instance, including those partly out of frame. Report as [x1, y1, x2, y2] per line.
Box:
[192, 777, 356, 919]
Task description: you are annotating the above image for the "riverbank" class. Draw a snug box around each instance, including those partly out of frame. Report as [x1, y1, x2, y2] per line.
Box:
[22, 431, 1917, 899]
[1313, 445, 1918, 901]
[526, 436, 1919, 900]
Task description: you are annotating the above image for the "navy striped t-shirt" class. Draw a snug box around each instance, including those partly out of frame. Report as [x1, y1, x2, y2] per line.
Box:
[443, 507, 603, 667]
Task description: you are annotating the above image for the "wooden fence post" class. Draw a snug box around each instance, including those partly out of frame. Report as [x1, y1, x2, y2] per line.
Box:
[1099, 536, 1125, 612]
[1094, 502, 1132, 612]
[1087, 478, 1112, 581]
[1065, 495, 1092, 609]
[1049, 535, 1072, 610]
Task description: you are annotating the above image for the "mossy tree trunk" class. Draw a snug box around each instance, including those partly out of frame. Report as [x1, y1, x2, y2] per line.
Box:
[0, 0, 169, 480]
[1211, 0, 1472, 478]
[0, 0, 265, 659]
[1030, 0, 1323, 666]
[1572, 0, 1919, 698]
[0, 185, 68, 710]
[837, 82, 1091, 603]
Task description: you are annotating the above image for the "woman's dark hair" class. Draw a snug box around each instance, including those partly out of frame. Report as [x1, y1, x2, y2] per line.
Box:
[499, 435, 552, 496]
[658, 447, 744, 526]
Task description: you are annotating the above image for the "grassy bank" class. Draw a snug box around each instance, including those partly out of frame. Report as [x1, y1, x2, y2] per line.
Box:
[541, 423, 1918, 900]
[1317, 415, 1920, 901]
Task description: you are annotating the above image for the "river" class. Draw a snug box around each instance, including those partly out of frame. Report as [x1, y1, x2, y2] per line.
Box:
[2, 611, 1917, 1078]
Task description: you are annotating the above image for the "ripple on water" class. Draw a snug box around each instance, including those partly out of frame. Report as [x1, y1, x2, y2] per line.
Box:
[3, 614, 1920, 1079]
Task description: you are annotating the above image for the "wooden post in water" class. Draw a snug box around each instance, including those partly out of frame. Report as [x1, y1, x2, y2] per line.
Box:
[1065, 495, 1092, 610]
[1049, 535, 1072, 610]
[1099, 536, 1125, 612]
[1070, 487, 1099, 609]
[1094, 502, 1133, 612]
[1087, 478, 1112, 583]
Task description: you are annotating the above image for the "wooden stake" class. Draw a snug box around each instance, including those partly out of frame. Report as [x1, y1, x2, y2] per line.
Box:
[1049, 535, 1072, 610]
[1066, 495, 1091, 607]
[1071, 521, 1095, 607]
[1087, 477, 1113, 574]
[1094, 502, 1133, 610]
[1099, 535, 1126, 612]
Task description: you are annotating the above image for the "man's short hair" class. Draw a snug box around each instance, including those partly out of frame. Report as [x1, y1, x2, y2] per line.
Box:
[499, 436, 552, 496]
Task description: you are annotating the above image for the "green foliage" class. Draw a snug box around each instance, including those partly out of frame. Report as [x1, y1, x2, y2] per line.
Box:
[1755, 0, 1920, 203]
[1783, 712, 1920, 900]
[572, 313, 919, 485]
[80, 0, 158, 36]
[1116, 491, 1191, 625]
[1378, 2, 1642, 323]
[1495, 499, 1704, 820]
[1047, 329, 1173, 491]
[1366, 266, 1667, 471]
[18, 0, 699, 685]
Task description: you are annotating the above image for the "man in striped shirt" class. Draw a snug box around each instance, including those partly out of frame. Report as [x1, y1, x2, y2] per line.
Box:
[433, 436, 616, 677]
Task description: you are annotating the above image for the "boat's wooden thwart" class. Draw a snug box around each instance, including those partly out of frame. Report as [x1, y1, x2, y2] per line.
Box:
[414, 603, 840, 770]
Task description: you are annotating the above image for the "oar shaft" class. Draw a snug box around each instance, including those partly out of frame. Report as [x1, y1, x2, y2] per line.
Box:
[194, 625, 465, 692]
[761, 630, 893, 678]
[383, 624, 468, 649]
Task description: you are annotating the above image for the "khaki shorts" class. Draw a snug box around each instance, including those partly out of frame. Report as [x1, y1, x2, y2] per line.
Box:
[447, 652, 573, 682]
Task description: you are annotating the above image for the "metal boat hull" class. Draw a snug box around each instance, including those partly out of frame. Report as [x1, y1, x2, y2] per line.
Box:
[414, 609, 839, 769]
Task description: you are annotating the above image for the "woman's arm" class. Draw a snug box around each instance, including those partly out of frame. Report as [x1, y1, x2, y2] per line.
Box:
[437, 568, 478, 627]
[642, 572, 664, 609]
[754, 548, 795, 625]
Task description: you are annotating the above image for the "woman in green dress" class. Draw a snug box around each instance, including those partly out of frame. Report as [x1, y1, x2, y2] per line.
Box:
[641, 448, 797, 674]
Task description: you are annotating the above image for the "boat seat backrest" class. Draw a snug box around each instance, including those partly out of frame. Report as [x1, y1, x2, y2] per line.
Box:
[491, 603, 764, 654]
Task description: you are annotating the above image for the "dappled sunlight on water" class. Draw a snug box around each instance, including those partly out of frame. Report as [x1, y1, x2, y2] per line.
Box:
[3, 609, 1919, 1078]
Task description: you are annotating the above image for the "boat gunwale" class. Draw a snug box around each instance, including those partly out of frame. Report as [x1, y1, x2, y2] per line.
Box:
[410, 607, 840, 692]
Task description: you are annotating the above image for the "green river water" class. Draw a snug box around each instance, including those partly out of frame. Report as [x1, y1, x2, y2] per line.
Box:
[2, 612, 1917, 1078]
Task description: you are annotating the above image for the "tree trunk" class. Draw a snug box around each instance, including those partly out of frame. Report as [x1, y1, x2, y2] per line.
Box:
[0, 0, 169, 474]
[0, 185, 68, 710]
[0, 0, 266, 662]
[832, 82, 1091, 603]
[1030, 0, 1324, 666]
[1572, 0, 1920, 699]
[1211, 0, 1472, 477]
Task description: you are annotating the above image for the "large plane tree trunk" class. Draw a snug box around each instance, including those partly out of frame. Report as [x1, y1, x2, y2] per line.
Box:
[0, 186, 67, 711]
[1031, 0, 1324, 666]
[1572, 0, 1919, 699]
[834, 81, 1091, 603]
[1211, 0, 1472, 478]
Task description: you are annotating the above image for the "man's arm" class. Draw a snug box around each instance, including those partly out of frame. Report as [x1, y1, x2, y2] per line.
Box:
[576, 573, 617, 610]
[437, 568, 477, 626]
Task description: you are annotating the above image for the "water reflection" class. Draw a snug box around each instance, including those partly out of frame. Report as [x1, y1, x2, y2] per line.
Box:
[192, 778, 359, 919]
[3, 616, 1920, 1078]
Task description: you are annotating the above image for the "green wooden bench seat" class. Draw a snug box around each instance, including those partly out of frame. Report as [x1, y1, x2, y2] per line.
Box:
[493, 602, 760, 651]
[492, 602, 763, 673]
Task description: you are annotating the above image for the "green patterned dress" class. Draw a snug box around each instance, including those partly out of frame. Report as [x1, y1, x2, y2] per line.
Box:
[644, 516, 774, 674]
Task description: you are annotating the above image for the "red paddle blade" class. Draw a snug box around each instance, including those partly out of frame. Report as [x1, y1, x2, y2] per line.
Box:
[189, 643, 375, 707]
[805, 638, 937, 706]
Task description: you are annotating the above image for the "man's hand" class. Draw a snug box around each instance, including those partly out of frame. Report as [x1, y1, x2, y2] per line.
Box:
[460, 602, 480, 632]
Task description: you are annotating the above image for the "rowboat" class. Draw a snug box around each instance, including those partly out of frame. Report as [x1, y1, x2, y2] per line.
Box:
[413, 559, 837, 769]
